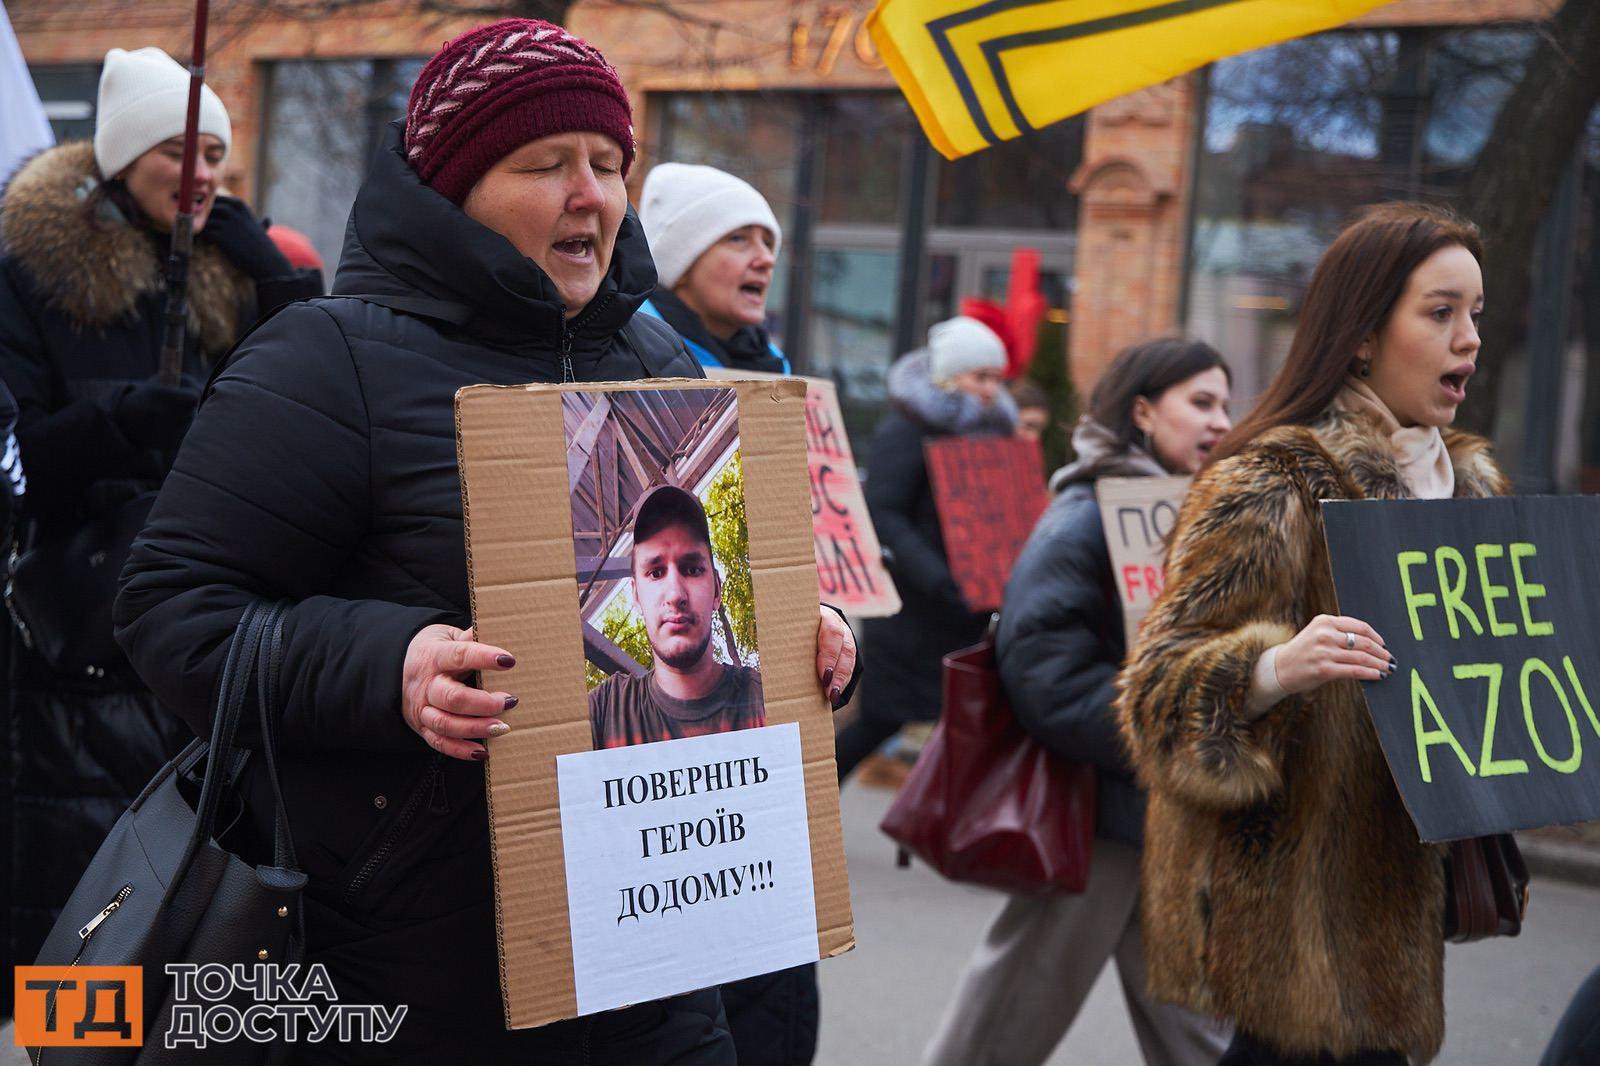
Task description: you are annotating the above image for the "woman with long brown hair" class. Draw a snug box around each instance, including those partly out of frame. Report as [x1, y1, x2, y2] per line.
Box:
[1117, 203, 1505, 1065]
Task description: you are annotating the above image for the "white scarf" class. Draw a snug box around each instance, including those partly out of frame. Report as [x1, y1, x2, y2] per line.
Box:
[1333, 377, 1455, 500]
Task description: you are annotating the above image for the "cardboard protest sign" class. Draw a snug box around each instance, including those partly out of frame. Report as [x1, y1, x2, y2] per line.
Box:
[804, 378, 902, 617]
[705, 369, 901, 617]
[456, 378, 854, 1028]
[1096, 476, 1192, 648]
[1322, 496, 1600, 842]
[923, 436, 1048, 612]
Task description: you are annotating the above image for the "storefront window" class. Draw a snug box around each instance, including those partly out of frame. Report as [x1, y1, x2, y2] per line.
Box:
[1186, 27, 1537, 410]
[933, 116, 1084, 231]
[650, 89, 1083, 459]
[257, 58, 424, 273]
[27, 64, 99, 143]
[809, 247, 900, 448]
[818, 94, 912, 224]
[650, 93, 805, 345]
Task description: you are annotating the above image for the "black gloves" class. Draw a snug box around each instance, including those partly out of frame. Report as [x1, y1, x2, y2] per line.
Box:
[111, 381, 200, 453]
[199, 195, 294, 282]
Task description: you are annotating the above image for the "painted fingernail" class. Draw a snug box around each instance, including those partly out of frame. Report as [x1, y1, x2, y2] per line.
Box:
[822, 668, 834, 691]
[504, 695, 519, 710]
[488, 722, 511, 737]
[496, 654, 516, 669]
[471, 748, 488, 761]
[1389, 656, 1398, 669]
[829, 685, 844, 705]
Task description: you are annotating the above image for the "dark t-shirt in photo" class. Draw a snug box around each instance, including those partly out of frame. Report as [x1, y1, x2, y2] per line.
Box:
[588, 664, 766, 749]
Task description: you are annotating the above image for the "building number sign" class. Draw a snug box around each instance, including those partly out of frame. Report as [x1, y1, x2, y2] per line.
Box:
[789, 7, 885, 75]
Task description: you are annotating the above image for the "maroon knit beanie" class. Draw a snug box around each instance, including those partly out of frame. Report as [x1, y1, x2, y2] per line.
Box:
[404, 19, 635, 205]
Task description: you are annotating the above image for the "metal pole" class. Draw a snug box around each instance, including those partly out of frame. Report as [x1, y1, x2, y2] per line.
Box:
[892, 130, 934, 357]
[782, 99, 823, 371]
[1516, 151, 1580, 494]
[158, 0, 211, 386]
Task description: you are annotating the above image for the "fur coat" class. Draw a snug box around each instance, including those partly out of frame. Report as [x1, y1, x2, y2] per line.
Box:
[1116, 405, 1506, 1062]
[2, 141, 253, 358]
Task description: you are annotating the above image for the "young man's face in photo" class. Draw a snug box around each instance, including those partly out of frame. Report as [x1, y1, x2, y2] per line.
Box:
[631, 522, 722, 670]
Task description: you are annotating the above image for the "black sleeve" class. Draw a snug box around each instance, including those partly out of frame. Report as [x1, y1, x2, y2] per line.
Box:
[995, 499, 1130, 775]
[821, 603, 863, 707]
[0, 262, 151, 516]
[862, 418, 962, 610]
[254, 268, 325, 319]
[114, 303, 453, 753]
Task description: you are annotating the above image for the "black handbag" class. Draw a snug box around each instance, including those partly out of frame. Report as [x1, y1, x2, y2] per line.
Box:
[26, 600, 308, 1064]
[1443, 832, 1530, 943]
[5, 493, 156, 677]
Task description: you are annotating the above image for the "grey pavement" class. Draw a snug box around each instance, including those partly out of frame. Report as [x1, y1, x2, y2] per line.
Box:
[7, 785, 1596, 1064]
[818, 782, 1600, 1066]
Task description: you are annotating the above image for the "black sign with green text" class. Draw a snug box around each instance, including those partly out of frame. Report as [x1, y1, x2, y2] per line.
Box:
[1322, 496, 1600, 843]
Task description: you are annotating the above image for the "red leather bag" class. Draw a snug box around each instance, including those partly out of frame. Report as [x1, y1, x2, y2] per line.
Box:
[879, 636, 1096, 893]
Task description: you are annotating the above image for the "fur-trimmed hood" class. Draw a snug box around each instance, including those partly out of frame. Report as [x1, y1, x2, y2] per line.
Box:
[1, 141, 250, 354]
[887, 348, 1017, 436]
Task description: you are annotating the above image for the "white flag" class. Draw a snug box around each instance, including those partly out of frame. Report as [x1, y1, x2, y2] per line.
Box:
[0, 1, 53, 190]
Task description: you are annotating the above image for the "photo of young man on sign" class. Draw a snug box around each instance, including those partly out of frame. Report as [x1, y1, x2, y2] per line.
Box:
[565, 387, 766, 750]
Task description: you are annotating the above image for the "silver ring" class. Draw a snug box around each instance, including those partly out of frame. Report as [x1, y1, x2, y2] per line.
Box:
[1344, 631, 1357, 650]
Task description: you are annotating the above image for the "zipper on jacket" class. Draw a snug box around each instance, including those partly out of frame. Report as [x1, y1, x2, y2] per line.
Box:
[557, 291, 617, 384]
[559, 321, 575, 383]
[428, 762, 450, 815]
[344, 755, 444, 905]
[32, 884, 133, 1065]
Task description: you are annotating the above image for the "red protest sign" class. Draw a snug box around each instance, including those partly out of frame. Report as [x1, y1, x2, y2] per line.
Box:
[924, 436, 1048, 612]
[806, 381, 902, 617]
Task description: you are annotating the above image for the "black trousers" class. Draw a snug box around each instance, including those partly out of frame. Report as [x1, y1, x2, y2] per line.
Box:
[834, 714, 900, 783]
[1218, 1032, 1407, 1066]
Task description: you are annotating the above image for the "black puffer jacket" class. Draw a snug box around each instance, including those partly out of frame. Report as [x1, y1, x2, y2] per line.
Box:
[995, 481, 1144, 845]
[0, 141, 317, 976]
[114, 126, 706, 1061]
[857, 350, 1015, 725]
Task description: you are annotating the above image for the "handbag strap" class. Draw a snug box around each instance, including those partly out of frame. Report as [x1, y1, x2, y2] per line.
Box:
[254, 603, 300, 870]
[168, 601, 273, 893]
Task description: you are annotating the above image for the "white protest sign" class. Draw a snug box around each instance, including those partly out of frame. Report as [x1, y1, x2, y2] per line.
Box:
[1095, 476, 1192, 648]
[556, 722, 819, 1016]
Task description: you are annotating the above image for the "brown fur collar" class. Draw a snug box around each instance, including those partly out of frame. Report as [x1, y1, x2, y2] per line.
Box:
[1258, 405, 1507, 502]
[1, 141, 251, 355]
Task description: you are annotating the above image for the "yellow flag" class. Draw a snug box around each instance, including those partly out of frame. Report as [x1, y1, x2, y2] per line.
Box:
[866, 0, 1391, 159]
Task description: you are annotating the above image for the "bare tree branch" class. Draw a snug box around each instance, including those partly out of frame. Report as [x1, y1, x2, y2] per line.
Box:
[1456, 0, 1600, 436]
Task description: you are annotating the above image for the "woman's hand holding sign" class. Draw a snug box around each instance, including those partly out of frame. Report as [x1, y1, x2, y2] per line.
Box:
[1274, 614, 1396, 694]
[403, 624, 518, 761]
[816, 606, 857, 708]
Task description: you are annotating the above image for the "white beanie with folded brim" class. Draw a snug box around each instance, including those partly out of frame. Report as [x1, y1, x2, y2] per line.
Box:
[639, 162, 782, 289]
[928, 315, 1007, 384]
[94, 47, 231, 180]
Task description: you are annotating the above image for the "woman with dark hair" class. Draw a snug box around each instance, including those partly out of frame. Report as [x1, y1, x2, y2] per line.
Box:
[113, 19, 854, 1064]
[1118, 203, 1503, 1066]
[0, 45, 317, 971]
[922, 337, 1233, 1066]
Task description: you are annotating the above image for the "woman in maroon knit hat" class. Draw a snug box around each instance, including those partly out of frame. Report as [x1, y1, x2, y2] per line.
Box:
[115, 18, 858, 1064]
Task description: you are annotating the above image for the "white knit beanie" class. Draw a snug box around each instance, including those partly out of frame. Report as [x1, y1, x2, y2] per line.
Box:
[928, 316, 1007, 383]
[639, 163, 782, 289]
[93, 47, 231, 179]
